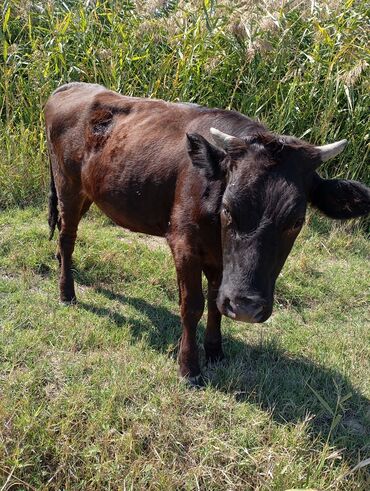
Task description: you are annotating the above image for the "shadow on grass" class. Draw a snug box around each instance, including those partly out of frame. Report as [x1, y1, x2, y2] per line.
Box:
[81, 286, 369, 466]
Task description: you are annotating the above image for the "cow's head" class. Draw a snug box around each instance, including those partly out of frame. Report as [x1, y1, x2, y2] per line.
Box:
[187, 128, 370, 323]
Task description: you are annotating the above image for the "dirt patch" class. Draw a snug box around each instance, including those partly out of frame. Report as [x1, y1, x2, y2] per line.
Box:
[118, 232, 167, 251]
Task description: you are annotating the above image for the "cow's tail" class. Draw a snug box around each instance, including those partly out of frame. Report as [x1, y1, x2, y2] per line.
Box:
[48, 162, 59, 240]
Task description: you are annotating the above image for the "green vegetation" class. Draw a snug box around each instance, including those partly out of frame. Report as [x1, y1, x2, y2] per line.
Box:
[0, 0, 369, 207]
[0, 207, 369, 489]
[1, 1, 369, 489]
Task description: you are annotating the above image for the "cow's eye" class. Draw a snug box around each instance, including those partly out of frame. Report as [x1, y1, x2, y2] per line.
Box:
[222, 206, 232, 224]
[284, 217, 304, 233]
[291, 218, 305, 230]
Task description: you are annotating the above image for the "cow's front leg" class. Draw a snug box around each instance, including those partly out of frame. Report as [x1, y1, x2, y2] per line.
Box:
[170, 242, 204, 383]
[178, 266, 204, 382]
[203, 266, 224, 364]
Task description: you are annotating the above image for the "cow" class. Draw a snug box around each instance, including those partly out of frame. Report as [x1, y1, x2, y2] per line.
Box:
[45, 82, 370, 385]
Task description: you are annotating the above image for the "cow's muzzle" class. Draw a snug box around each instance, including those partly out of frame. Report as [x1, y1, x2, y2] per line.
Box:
[218, 295, 271, 323]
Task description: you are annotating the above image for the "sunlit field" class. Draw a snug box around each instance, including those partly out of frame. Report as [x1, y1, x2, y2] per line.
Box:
[1, 208, 369, 489]
[0, 1, 369, 489]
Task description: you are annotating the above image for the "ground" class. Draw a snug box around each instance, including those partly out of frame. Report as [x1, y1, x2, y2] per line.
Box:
[0, 207, 369, 490]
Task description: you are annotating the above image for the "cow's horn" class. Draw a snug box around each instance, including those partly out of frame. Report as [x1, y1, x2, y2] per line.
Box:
[315, 139, 347, 162]
[210, 127, 236, 149]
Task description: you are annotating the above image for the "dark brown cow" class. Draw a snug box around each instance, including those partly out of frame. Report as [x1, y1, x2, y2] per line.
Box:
[45, 82, 370, 385]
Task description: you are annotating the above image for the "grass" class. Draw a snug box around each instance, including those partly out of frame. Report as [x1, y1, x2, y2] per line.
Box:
[0, 206, 369, 489]
[0, 0, 369, 208]
[0, 0, 369, 488]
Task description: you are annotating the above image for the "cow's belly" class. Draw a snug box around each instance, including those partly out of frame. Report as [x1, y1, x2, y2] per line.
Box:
[94, 188, 173, 237]
[82, 155, 178, 237]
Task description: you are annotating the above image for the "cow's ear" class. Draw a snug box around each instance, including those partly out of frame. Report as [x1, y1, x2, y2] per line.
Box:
[309, 173, 370, 219]
[186, 133, 226, 179]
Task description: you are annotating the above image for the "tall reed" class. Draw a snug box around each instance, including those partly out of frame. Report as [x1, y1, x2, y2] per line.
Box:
[0, 0, 368, 207]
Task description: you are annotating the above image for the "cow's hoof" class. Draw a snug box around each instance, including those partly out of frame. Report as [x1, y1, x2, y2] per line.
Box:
[60, 296, 77, 305]
[183, 373, 206, 389]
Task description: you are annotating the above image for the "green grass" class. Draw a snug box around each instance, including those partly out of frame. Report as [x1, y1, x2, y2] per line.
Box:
[0, 0, 369, 488]
[0, 206, 369, 489]
[0, 0, 369, 208]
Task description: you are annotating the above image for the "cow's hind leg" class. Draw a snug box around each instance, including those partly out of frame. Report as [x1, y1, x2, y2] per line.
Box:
[58, 196, 91, 303]
[203, 266, 224, 364]
[56, 199, 91, 268]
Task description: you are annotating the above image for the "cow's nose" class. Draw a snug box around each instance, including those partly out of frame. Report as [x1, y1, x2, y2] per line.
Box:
[223, 295, 270, 323]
